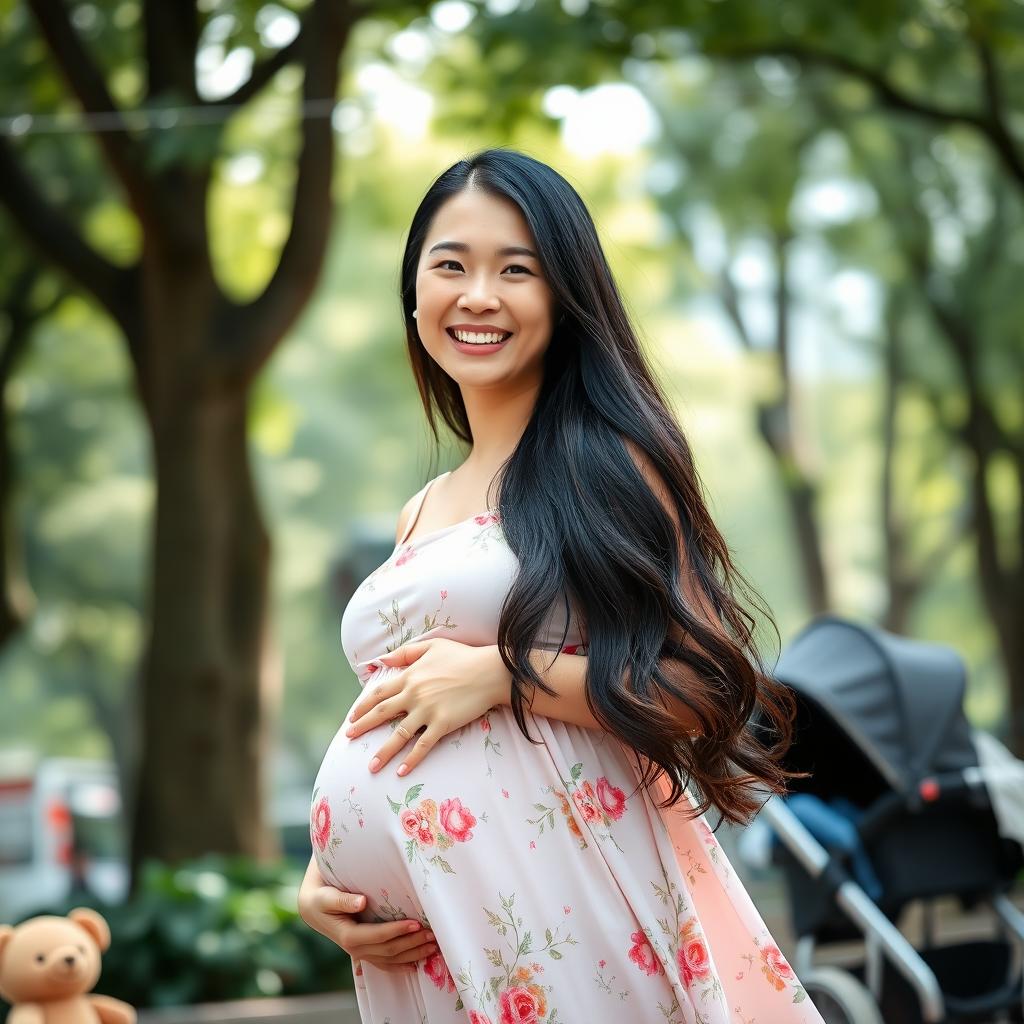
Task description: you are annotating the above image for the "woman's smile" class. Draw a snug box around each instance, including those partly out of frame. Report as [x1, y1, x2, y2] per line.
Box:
[446, 325, 514, 354]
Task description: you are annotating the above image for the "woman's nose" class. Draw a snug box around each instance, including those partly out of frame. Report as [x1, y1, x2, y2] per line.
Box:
[459, 292, 500, 312]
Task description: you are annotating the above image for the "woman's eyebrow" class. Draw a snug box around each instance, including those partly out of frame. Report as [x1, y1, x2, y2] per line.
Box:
[427, 240, 538, 259]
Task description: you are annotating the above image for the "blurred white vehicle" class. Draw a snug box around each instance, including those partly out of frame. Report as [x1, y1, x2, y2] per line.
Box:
[0, 752, 128, 923]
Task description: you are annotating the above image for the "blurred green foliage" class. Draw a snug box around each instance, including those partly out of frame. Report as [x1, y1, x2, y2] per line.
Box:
[5, 856, 352, 1010]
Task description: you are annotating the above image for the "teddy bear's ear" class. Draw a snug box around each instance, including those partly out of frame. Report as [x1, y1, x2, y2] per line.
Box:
[0, 925, 13, 960]
[69, 908, 111, 952]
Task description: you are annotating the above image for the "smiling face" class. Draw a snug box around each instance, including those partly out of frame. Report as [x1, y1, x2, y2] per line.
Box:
[414, 187, 556, 393]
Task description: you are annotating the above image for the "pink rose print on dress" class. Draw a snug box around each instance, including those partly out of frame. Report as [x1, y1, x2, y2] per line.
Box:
[417, 816, 437, 846]
[627, 929, 663, 976]
[423, 950, 457, 993]
[440, 797, 477, 842]
[498, 985, 541, 1023]
[394, 544, 417, 566]
[572, 780, 604, 825]
[309, 789, 345, 856]
[389, 785, 481, 881]
[760, 942, 796, 991]
[677, 927, 712, 988]
[529, 762, 627, 851]
[400, 808, 419, 838]
[596, 776, 627, 820]
[468, 1013, 493, 1024]
[311, 796, 332, 852]
[468, 510, 503, 551]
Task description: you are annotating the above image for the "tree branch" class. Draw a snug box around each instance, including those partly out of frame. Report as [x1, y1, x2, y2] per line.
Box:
[204, 29, 307, 109]
[143, 0, 200, 100]
[718, 261, 754, 351]
[719, 42, 985, 126]
[717, 40, 1024, 190]
[973, 35, 1024, 192]
[215, 0, 355, 385]
[26, 0, 153, 214]
[0, 137, 134, 324]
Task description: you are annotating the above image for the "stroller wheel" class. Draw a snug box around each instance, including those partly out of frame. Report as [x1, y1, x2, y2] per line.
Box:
[803, 965, 884, 1024]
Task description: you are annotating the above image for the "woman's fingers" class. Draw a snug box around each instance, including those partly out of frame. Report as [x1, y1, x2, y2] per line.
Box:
[377, 639, 431, 670]
[348, 676, 404, 728]
[334, 915, 428, 947]
[318, 886, 368, 916]
[355, 937, 439, 963]
[368, 711, 427, 773]
[392, 726, 442, 778]
[347, 686, 405, 738]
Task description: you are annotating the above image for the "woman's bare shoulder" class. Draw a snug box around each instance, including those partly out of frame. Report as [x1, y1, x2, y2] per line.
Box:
[394, 491, 420, 544]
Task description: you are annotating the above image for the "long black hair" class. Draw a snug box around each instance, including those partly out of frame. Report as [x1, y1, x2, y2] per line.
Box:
[399, 147, 801, 825]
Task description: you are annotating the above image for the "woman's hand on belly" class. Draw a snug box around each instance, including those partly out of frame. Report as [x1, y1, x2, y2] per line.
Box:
[345, 638, 511, 777]
[297, 856, 438, 972]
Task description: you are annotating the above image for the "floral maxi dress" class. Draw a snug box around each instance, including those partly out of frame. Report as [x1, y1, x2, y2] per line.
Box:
[311, 472, 825, 1024]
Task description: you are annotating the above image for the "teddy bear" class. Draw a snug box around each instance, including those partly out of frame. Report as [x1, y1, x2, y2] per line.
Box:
[0, 908, 136, 1024]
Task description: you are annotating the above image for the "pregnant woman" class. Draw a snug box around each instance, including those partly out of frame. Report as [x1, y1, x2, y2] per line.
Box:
[300, 148, 825, 1024]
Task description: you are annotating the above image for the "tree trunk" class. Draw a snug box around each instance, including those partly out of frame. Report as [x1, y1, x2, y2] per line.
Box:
[128, 224, 279, 866]
[131, 383, 275, 866]
[759, 232, 831, 614]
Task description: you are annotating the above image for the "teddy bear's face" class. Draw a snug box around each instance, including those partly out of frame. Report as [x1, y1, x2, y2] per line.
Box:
[0, 916, 102, 1004]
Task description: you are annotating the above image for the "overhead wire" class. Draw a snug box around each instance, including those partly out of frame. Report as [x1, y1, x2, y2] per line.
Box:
[0, 97, 339, 138]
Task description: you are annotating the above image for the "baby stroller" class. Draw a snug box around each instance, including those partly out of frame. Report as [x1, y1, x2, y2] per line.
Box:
[748, 615, 1024, 1023]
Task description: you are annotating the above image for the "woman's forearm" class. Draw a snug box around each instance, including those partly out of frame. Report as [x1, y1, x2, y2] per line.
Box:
[489, 645, 702, 735]
[489, 645, 703, 736]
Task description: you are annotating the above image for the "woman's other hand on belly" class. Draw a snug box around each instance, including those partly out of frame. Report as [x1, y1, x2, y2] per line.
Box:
[345, 638, 511, 777]
[297, 856, 437, 972]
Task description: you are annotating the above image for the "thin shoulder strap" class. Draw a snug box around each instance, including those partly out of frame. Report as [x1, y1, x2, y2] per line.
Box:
[397, 472, 449, 546]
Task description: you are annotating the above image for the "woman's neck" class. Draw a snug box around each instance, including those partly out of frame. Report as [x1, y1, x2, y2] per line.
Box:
[459, 377, 539, 473]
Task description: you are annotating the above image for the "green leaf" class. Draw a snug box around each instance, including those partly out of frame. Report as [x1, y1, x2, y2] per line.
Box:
[455, 997, 464, 1011]
[404, 783, 424, 806]
[545, 927, 553, 944]
[387, 796, 402, 814]
[570, 762, 583, 782]
[549, 948, 563, 959]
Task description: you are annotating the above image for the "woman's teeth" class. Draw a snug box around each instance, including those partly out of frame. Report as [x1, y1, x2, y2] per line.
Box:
[452, 329, 510, 345]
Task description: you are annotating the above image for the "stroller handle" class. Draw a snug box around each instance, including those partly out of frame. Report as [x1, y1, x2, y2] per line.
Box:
[857, 770, 988, 844]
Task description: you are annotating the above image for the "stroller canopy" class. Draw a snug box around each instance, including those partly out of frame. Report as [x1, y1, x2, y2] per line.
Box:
[773, 615, 977, 793]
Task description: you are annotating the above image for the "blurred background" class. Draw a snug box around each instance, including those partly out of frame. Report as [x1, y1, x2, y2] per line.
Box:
[0, 0, 1022, 1013]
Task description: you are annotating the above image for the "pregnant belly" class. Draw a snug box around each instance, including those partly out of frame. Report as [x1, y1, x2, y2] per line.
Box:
[309, 699, 507, 920]
[309, 686, 641, 925]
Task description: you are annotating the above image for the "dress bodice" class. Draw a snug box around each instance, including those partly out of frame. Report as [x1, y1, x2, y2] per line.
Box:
[339, 472, 588, 684]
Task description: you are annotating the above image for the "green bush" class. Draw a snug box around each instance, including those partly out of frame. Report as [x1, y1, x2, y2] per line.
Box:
[7, 856, 353, 1009]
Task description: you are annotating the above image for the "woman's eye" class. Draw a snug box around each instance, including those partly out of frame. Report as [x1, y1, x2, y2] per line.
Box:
[435, 260, 532, 276]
